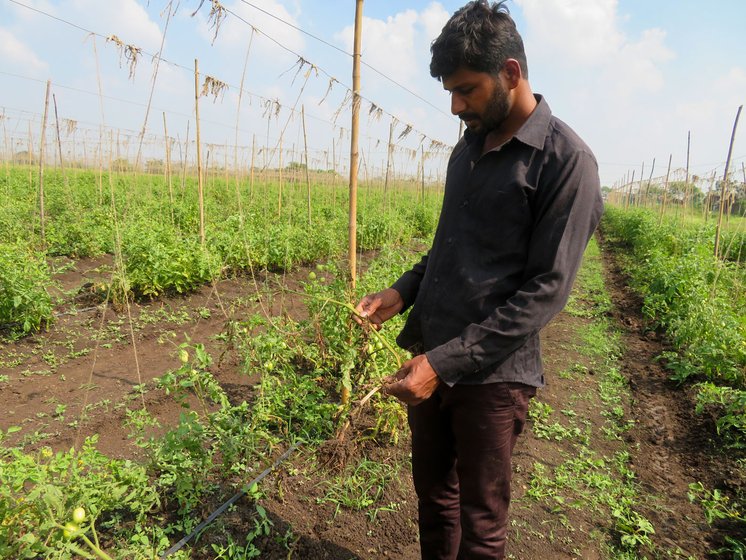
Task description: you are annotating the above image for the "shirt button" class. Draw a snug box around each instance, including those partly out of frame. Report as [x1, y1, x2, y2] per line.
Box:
[446, 237, 453, 245]
[461, 200, 469, 208]
[434, 277, 440, 284]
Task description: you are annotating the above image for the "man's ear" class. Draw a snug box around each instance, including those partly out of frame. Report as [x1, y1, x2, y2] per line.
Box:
[503, 59, 522, 88]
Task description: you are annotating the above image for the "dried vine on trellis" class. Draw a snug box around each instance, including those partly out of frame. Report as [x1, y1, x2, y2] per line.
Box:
[368, 102, 384, 122]
[106, 35, 142, 80]
[332, 90, 352, 125]
[318, 78, 337, 106]
[192, 0, 227, 44]
[64, 119, 78, 135]
[282, 57, 319, 87]
[398, 124, 413, 141]
[201, 75, 229, 102]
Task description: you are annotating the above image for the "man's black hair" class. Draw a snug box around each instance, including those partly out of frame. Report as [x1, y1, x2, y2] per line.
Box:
[430, 0, 528, 80]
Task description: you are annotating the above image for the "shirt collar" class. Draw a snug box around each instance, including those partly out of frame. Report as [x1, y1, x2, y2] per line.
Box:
[463, 94, 551, 152]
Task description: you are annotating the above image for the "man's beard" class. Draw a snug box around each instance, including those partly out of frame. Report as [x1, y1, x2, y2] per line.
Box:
[460, 85, 510, 135]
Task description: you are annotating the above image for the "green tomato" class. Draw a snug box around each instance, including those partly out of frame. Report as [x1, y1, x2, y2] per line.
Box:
[178, 349, 189, 364]
[265, 360, 274, 371]
[308, 271, 317, 280]
[72, 507, 86, 524]
[63, 522, 79, 539]
[316, 263, 325, 271]
[375, 341, 384, 350]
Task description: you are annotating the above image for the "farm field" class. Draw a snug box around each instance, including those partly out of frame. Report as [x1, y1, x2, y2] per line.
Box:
[2, 0, 745, 557]
[1, 158, 745, 558]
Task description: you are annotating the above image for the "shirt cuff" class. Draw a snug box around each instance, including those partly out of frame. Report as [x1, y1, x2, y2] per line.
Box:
[425, 337, 480, 387]
[391, 272, 421, 311]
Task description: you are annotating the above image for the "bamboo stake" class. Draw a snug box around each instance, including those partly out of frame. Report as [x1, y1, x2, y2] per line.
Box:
[301, 105, 312, 227]
[235, 29, 255, 221]
[52, 94, 65, 171]
[644, 157, 655, 207]
[27, 122, 33, 193]
[384, 118, 394, 209]
[637, 161, 644, 208]
[714, 105, 742, 258]
[332, 136, 337, 208]
[194, 59, 206, 246]
[278, 132, 284, 217]
[348, 0, 364, 289]
[685, 130, 691, 213]
[658, 154, 673, 225]
[163, 112, 174, 224]
[420, 145, 425, 205]
[38, 80, 51, 248]
[625, 170, 635, 209]
[2, 110, 9, 190]
[703, 171, 716, 223]
[182, 121, 190, 199]
[249, 134, 256, 202]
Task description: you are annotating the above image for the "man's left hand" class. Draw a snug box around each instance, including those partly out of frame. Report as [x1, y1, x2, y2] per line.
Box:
[383, 354, 440, 406]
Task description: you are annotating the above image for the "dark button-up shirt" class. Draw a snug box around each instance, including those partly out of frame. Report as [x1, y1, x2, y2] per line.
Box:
[391, 95, 603, 387]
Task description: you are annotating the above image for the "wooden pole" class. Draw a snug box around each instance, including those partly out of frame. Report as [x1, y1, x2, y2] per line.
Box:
[714, 105, 742, 258]
[301, 105, 312, 227]
[194, 59, 205, 246]
[249, 134, 256, 202]
[659, 154, 672, 224]
[332, 136, 337, 208]
[52, 94, 65, 171]
[162, 112, 174, 224]
[278, 132, 284, 217]
[704, 171, 716, 223]
[625, 170, 635, 209]
[348, 0, 364, 288]
[420, 145, 426, 205]
[644, 157, 655, 207]
[384, 118, 394, 209]
[637, 161, 644, 208]
[38, 80, 51, 248]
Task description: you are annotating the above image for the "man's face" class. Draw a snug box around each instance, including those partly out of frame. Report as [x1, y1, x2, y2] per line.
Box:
[442, 66, 510, 135]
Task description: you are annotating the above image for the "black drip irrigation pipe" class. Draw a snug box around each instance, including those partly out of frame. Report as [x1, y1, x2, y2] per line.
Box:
[160, 442, 301, 559]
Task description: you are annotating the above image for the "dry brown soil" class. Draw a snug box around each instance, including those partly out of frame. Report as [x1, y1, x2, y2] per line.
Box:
[0, 245, 742, 559]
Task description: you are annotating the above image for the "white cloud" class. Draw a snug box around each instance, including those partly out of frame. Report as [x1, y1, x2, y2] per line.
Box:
[517, 0, 622, 63]
[0, 28, 48, 75]
[420, 2, 450, 43]
[68, 0, 163, 52]
[516, 0, 673, 95]
[335, 4, 449, 90]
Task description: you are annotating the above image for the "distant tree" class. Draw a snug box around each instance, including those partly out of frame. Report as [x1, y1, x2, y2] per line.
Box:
[14, 150, 37, 165]
[146, 159, 165, 175]
[286, 161, 307, 171]
[111, 158, 133, 173]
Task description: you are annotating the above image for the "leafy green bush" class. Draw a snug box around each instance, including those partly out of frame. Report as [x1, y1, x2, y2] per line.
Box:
[120, 221, 221, 298]
[0, 242, 53, 333]
[0, 435, 162, 559]
[602, 207, 746, 442]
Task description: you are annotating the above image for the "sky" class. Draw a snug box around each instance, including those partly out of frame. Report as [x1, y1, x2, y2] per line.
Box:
[1, 0, 745, 187]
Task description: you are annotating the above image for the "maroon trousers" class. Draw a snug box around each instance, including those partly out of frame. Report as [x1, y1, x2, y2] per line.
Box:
[408, 382, 535, 560]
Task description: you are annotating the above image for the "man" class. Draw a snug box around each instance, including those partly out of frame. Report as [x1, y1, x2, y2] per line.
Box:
[355, 1, 603, 558]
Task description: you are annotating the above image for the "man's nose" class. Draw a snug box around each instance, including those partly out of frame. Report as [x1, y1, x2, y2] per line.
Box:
[451, 93, 466, 116]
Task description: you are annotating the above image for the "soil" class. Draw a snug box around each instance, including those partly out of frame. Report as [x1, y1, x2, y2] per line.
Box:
[1, 242, 743, 559]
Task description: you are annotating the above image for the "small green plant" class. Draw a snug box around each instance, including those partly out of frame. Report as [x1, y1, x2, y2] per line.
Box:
[0, 242, 53, 334]
[318, 458, 399, 519]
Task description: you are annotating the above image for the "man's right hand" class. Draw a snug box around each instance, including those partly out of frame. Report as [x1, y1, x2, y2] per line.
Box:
[354, 288, 404, 329]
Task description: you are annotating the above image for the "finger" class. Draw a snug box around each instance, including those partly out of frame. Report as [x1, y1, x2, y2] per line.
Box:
[358, 295, 382, 318]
